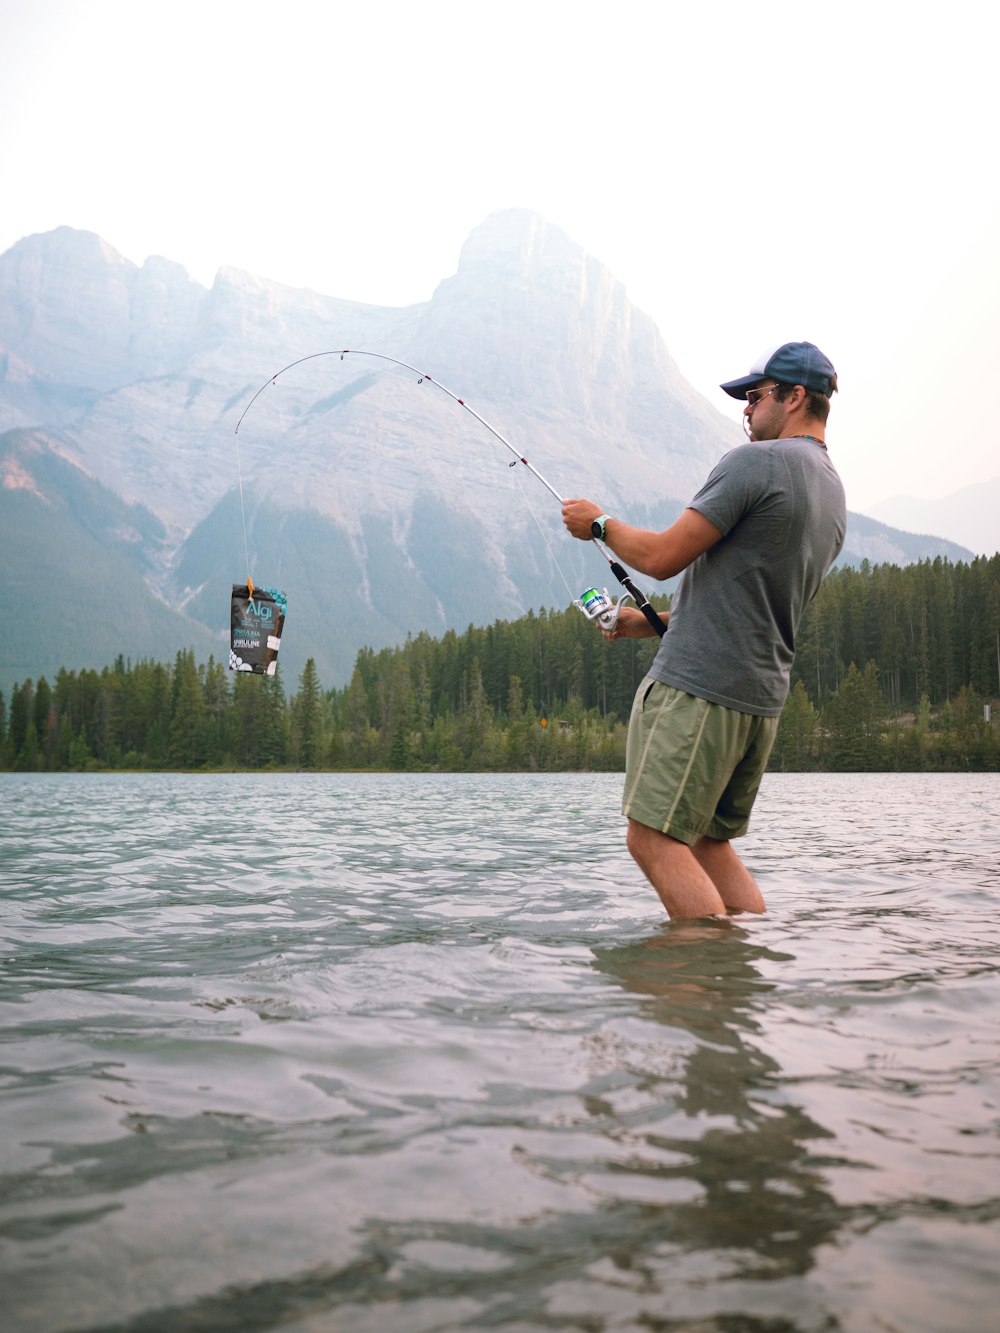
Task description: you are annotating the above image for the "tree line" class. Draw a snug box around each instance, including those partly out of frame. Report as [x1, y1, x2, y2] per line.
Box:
[2, 555, 998, 774]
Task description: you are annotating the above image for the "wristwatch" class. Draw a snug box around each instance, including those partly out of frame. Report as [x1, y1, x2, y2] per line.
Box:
[591, 514, 610, 541]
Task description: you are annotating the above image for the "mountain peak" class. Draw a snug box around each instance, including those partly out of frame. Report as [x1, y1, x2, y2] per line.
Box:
[456, 209, 574, 275]
[444, 209, 624, 314]
[7, 224, 129, 269]
[0, 226, 204, 404]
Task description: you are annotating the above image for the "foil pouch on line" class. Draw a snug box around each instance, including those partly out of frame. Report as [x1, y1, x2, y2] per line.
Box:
[230, 584, 287, 675]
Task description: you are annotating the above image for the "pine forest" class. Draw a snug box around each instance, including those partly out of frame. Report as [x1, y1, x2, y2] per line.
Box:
[3, 556, 999, 774]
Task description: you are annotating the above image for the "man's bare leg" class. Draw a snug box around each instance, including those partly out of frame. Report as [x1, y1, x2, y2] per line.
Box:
[626, 821, 766, 919]
[626, 818, 727, 919]
[692, 836, 766, 914]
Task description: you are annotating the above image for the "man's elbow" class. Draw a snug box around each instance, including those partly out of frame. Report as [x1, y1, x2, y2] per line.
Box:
[644, 560, 672, 582]
[645, 552, 685, 581]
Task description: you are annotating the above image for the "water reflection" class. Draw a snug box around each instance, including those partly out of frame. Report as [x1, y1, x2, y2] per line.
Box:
[591, 923, 846, 1282]
[5, 771, 995, 1332]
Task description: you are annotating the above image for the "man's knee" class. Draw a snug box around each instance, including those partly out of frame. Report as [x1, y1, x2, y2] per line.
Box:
[625, 817, 644, 857]
[627, 817, 686, 863]
[626, 817, 656, 859]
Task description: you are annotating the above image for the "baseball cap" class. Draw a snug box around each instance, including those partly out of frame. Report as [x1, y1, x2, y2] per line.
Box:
[720, 341, 838, 399]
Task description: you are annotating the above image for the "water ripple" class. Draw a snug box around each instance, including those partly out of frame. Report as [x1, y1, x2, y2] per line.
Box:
[1, 770, 998, 1332]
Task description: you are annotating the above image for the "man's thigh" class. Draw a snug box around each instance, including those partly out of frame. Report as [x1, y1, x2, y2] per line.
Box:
[623, 679, 776, 844]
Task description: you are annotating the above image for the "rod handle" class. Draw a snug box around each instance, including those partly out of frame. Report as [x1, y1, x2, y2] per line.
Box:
[609, 562, 666, 638]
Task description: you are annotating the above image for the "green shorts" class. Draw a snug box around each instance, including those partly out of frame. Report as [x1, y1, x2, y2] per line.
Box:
[623, 678, 778, 845]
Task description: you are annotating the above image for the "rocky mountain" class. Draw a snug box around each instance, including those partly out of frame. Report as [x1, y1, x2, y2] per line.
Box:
[0, 213, 975, 696]
[0, 427, 220, 690]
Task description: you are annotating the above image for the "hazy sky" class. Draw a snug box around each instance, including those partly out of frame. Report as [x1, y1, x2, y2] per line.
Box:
[2, 0, 997, 513]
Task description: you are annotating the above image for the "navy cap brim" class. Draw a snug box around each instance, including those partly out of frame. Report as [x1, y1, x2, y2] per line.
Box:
[719, 373, 762, 400]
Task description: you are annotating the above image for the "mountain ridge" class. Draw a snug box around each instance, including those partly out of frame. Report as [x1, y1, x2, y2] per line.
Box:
[0, 212, 979, 696]
[867, 476, 999, 558]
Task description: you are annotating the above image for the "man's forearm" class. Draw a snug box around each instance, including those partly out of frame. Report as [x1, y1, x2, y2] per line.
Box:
[601, 517, 680, 580]
[562, 499, 723, 581]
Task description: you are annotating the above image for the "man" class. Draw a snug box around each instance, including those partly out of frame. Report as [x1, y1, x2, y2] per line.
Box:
[562, 341, 846, 920]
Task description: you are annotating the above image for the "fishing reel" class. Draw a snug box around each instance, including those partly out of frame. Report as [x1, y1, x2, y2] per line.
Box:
[574, 586, 635, 633]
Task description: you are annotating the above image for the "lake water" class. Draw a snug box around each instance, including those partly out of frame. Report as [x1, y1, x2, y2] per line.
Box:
[1, 771, 998, 1333]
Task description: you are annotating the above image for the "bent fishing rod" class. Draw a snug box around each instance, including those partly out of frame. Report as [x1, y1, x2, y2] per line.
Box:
[235, 348, 666, 638]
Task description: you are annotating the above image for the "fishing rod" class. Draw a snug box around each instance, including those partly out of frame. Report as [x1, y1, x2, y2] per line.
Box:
[235, 348, 666, 637]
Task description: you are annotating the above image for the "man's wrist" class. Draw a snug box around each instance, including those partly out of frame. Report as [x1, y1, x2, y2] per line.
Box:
[591, 514, 611, 541]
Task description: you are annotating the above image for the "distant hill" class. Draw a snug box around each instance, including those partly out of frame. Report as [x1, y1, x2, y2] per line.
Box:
[866, 477, 1000, 558]
[0, 213, 975, 698]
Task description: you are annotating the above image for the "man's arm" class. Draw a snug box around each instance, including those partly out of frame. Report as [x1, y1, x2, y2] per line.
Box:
[561, 500, 723, 580]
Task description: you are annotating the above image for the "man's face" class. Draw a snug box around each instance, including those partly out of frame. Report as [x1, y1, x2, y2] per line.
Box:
[744, 381, 781, 441]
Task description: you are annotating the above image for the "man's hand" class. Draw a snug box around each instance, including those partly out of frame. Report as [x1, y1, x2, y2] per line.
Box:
[603, 606, 666, 640]
[562, 498, 603, 540]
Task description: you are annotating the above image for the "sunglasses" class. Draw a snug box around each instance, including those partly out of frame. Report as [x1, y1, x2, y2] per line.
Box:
[745, 385, 778, 407]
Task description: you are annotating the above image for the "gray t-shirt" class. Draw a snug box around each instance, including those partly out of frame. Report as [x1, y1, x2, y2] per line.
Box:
[648, 437, 846, 716]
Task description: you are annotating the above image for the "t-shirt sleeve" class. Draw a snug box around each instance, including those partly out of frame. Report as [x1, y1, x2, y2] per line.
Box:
[685, 446, 771, 537]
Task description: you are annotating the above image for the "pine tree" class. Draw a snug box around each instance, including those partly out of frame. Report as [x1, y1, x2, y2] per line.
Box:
[771, 680, 818, 771]
[201, 658, 231, 767]
[14, 720, 42, 772]
[9, 682, 31, 762]
[258, 669, 289, 767]
[168, 650, 207, 768]
[32, 677, 52, 743]
[293, 658, 324, 768]
[824, 661, 886, 770]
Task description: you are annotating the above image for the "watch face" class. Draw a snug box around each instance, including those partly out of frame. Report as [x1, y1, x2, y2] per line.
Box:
[591, 519, 603, 537]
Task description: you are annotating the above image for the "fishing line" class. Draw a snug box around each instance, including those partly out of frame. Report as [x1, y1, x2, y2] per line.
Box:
[230, 377, 292, 677]
[233, 423, 253, 593]
[509, 465, 577, 604]
[235, 348, 665, 637]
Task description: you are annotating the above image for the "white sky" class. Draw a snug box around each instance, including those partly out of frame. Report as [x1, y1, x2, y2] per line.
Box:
[2, 0, 997, 511]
